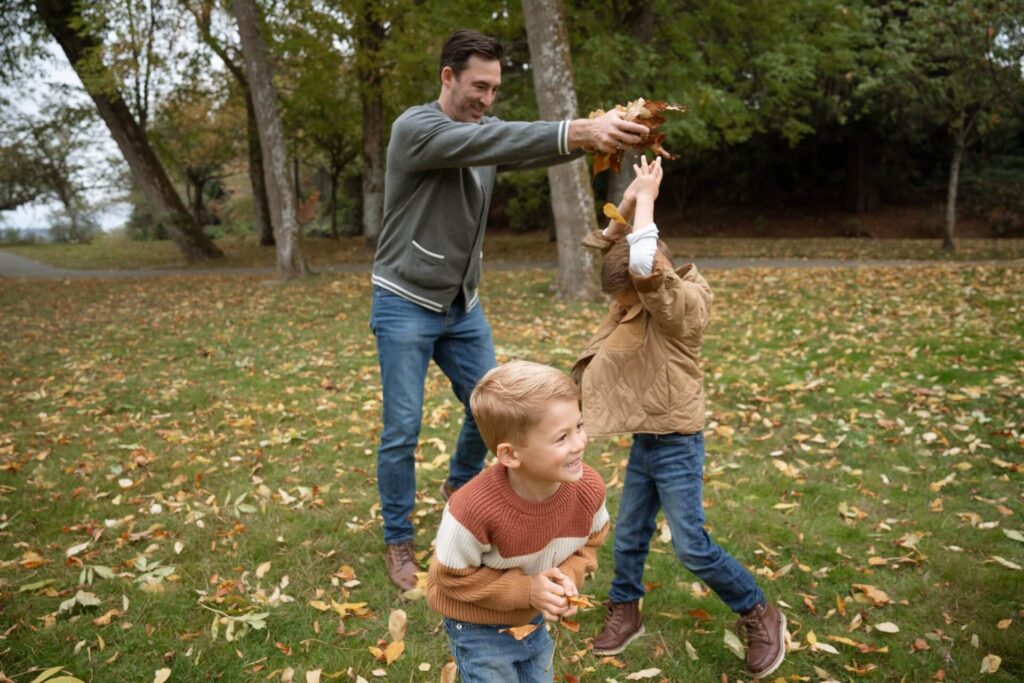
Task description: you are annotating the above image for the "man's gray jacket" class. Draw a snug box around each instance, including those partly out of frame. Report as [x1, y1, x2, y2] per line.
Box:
[372, 101, 577, 312]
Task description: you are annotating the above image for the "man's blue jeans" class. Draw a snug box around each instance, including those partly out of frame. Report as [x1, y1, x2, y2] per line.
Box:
[609, 432, 765, 613]
[369, 286, 496, 545]
[443, 614, 553, 683]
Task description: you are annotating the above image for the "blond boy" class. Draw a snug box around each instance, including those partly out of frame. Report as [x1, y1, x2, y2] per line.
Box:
[427, 360, 609, 682]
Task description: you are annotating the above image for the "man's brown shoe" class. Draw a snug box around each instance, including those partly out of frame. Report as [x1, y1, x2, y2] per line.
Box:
[736, 601, 786, 679]
[384, 542, 419, 591]
[591, 600, 644, 655]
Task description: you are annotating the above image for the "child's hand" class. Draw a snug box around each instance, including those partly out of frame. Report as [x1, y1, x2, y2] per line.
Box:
[631, 155, 663, 201]
[529, 568, 573, 621]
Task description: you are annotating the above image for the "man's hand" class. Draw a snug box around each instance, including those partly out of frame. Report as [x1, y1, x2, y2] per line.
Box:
[569, 110, 647, 154]
[529, 568, 578, 621]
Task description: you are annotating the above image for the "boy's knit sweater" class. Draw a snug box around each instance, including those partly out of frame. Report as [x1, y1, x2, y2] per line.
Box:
[427, 463, 609, 625]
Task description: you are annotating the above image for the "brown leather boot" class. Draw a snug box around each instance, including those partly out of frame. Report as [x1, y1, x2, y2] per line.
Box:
[384, 542, 419, 591]
[736, 601, 786, 679]
[591, 600, 644, 655]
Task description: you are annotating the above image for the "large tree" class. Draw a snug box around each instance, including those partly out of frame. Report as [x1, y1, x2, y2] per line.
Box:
[233, 0, 307, 278]
[33, 0, 223, 261]
[179, 0, 275, 245]
[521, 0, 600, 301]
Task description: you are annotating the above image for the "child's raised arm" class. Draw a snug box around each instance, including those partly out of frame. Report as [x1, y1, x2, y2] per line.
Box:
[626, 156, 663, 276]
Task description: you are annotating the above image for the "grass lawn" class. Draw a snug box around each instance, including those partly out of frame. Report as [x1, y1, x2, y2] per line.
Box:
[0, 264, 1021, 682]
[2, 232, 1024, 271]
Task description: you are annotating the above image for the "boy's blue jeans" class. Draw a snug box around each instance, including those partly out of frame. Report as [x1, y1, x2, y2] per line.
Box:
[369, 286, 496, 545]
[609, 431, 765, 613]
[443, 614, 553, 683]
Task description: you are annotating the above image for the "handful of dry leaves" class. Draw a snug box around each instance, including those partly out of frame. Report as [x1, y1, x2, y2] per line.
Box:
[587, 98, 686, 175]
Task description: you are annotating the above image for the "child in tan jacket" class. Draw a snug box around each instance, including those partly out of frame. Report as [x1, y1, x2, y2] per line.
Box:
[573, 157, 786, 678]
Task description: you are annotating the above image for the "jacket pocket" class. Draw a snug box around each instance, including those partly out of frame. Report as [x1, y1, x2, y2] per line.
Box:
[398, 239, 448, 287]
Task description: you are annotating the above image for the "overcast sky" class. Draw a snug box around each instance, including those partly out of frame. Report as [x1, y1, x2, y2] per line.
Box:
[2, 44, 131, 232]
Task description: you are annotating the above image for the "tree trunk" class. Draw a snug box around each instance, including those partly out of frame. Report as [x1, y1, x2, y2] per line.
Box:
[844, 126, 875, 214]
[356, 2, 386, 248]
[233, 0, 308, 279]
[329, 169, 339, 239]
[245, 91, 275, 246]
[522, 0, 600, 301]
[943, 118, 967, 252]
[187, 171, 205, 225]
[35, 0, 222, 262]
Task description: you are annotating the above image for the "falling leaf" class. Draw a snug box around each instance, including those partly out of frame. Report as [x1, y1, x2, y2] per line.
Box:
[603, 203, 629, 227]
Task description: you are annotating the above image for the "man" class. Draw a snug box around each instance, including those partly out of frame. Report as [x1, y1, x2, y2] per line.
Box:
[371, 29, 646, 590]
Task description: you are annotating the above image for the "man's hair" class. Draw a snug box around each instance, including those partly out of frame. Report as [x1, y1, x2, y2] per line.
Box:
[601, 238, 674, 294]
[440, 29, 504, 78]
[470, 360, 580, 453]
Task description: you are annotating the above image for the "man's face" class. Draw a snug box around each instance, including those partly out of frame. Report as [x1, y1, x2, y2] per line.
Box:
[441, 55, 501, 123]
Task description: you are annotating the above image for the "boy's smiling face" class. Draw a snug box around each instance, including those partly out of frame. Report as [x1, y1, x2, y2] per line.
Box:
[499, 398, 588, 500]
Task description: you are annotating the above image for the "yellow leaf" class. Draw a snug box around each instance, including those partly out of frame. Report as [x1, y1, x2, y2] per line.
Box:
[308, 600, 330, 611]
[153, 669, 171, 683]
[873, 622, 900, 633]
[384, 639, 404, 665]
[626, 668, 662, 680]
[255, 561, 272, 578]
[29, 668, 67, 683]
[852, 583, 892, 606]
[499, 624, 540, 641]
[602, 203, 629, 226]
[305, 671, 321, 683]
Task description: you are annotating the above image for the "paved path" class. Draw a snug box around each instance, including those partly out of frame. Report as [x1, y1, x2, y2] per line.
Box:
[0, 248, 1015, 280]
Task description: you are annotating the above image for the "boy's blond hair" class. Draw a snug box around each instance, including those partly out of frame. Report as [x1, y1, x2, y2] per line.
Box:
[470, 360, 580, 453]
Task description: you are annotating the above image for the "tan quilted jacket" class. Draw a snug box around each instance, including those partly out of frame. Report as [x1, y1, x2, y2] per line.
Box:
[571, 230, 712, 437]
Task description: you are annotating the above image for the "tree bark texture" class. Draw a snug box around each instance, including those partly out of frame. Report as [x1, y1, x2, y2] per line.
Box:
[521, 0, 600, 301]
[356, 2, 386, 247]
[35, 0, 223, 262]
[233, 0, 308, 278]
[944, 118, 967, 252]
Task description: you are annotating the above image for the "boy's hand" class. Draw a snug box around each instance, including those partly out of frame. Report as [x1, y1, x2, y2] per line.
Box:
[529, 568, 576, 621]
[632, 155, 663, 202]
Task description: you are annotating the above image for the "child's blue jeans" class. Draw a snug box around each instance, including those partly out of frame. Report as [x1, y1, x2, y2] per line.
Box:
[608, 431, 765, 613]
[442, 613, 553, 682]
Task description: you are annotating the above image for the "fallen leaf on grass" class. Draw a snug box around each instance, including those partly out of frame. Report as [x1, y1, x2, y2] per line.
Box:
[852, 583, 892, 606]
[987, 556, 1022, 570]
[625, 668, 662, 680]
[388, 609, 407, 642]
[153, 669, 171, 683]
[723, 629, 746, 659]
[873, 622, 900, 633]
[980, 654, 1001, 673]
[440, 661, 457, 683]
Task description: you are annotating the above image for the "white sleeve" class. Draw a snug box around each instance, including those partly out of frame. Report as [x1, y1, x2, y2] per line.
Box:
[626, 223, 659, 276]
